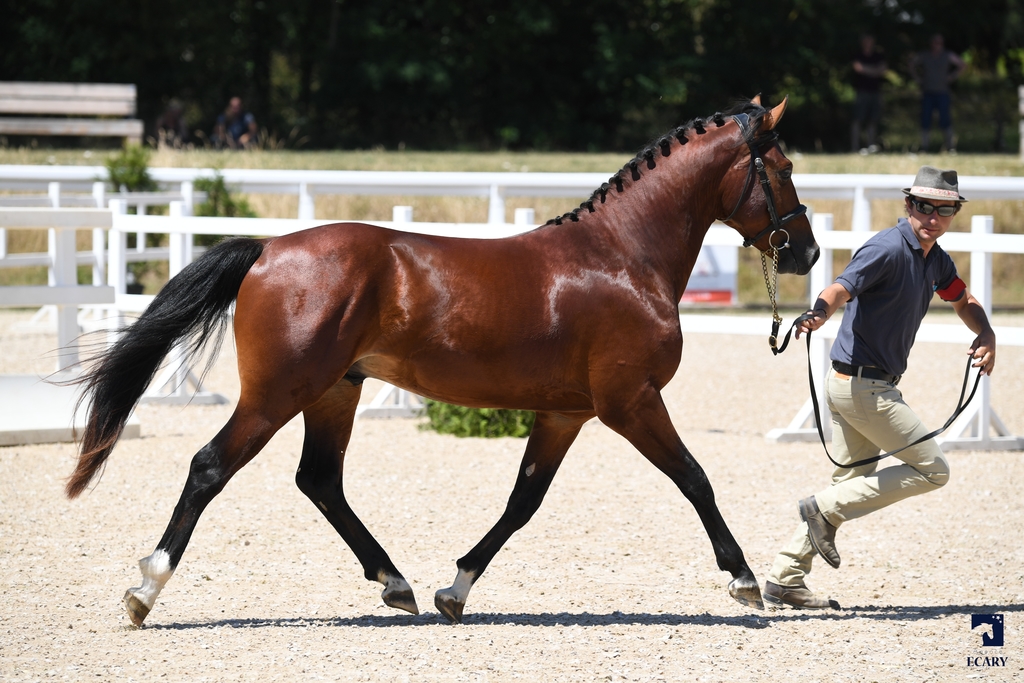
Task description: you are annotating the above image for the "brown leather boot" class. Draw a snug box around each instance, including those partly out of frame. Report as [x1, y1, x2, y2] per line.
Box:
[799, 496, 841, 568]
[763, 581, 840, 610]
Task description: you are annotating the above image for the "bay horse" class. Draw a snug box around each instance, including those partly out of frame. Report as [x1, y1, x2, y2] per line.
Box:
[66, 98, 818, 626]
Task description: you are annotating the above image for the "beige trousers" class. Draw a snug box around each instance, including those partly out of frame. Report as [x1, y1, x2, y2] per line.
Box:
[769, 368, 950, 587]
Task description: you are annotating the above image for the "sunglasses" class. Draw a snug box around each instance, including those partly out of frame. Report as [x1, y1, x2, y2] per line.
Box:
[910, 199, 959, 217]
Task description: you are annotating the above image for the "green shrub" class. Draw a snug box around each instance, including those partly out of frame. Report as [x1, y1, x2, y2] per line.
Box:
[194, 171, 257, 218]
[192, 171, 257, 247]
[420, 400, 535, 438]
[104, 144, 157, 192]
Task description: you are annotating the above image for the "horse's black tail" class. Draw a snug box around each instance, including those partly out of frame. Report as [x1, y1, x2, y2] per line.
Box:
[66, 237, 266, 499]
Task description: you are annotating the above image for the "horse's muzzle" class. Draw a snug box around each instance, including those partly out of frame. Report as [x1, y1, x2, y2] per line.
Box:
[778, 241, 820, 276]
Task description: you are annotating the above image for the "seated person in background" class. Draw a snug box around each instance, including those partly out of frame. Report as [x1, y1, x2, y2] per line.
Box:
[212, 97, 258, 149]
[155, 98, 189, 146]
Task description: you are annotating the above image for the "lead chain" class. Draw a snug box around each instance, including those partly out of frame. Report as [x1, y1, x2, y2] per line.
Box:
[761, 245, 782, 348]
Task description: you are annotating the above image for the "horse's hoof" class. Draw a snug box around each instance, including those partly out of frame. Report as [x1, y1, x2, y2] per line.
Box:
[382, 585, 419, 615]
[434, 589, 465, 624]
[728, 577, 765, 610]
[123, 589, 150, 626]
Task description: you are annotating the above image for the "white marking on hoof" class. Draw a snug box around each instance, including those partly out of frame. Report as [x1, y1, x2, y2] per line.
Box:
[124, 550, 173, 625]
[524, 463, 536, 477]
[376, 571, 418, 615]
[434, 568, 476, 623]
[448, 568, 476, 603]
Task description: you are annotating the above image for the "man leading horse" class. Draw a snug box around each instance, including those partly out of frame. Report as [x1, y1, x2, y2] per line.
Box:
[764, 165, 997, 609]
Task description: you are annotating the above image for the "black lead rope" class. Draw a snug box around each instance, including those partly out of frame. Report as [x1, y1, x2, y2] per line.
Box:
[779, 312, 983, 469]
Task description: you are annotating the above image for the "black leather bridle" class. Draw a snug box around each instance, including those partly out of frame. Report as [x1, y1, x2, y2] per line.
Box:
[722, 112, 808, 353]
[722, 113, 808, 250]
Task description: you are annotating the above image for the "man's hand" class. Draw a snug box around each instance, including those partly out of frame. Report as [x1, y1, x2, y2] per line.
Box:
[795, 283, 852, 339]
[795, 309, 827, 339]
[969, 331, 996, 376]
[951, 288, 996, 375]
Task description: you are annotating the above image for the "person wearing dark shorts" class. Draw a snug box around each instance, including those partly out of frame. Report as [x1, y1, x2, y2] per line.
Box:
[763, 166, 996, 609]
[851, 34, 886, 153]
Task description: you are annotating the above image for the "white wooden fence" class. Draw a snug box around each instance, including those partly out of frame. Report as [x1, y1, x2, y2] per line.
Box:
[1, 167, 1022, 446]
[0, 207, 114, 370]
[4, 165, 1024, 229]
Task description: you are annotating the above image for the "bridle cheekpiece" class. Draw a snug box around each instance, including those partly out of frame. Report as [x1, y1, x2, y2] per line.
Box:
[724, 112, 808, 354]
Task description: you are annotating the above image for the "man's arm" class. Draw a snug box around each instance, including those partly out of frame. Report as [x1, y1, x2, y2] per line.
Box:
[948, 51, 966, 82]
[795, 282, 852, 338]
[951, 289, 996, 375]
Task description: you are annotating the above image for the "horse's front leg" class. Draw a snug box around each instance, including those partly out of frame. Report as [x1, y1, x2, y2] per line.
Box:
[597, 385, 764, 610]
[435, 411, 590, 623]
[295, 381, 418, 615]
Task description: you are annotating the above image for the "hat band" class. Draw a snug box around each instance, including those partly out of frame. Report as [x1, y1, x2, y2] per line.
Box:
[909, 185, 959, 199]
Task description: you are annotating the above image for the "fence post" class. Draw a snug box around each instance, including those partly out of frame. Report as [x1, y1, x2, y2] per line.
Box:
[135, 200, 147, 253]
[937, 215, 1024, 450]
[181, 180, 194, 216]
[91, 181, 107, 284]
[393, 205, 413, 223]
[107, 199, 128, 345]
[49, 186, 80, 370]
[299, 182, 315, 219]
[851, 185, 871, 232]
[91, 181, 105, 208]
[809, 213, 834, 440]
[488, 184, 506, 224]
[163, 201, 189, 398]
[46, 182, 61, 287]
[514, 208, 535, 226]
[972, 215, 993, 447]
[765, 213, 834, 443]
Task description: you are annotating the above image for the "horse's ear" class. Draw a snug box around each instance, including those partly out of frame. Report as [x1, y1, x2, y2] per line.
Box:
[751, 94, 762, 106]
[764, 96, 789, 130]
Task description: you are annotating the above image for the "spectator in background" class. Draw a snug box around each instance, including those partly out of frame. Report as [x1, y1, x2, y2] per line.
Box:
[851, 34, 886, 153]
[212, 96, 258, 149]
[155, 98, 189, 147]
[911, 34, 965, 153]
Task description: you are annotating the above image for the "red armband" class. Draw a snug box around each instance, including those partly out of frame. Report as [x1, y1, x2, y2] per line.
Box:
[936, 276, 966, 302]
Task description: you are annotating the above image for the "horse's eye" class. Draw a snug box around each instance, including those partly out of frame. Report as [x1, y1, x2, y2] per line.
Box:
[778, 169, 793, 181]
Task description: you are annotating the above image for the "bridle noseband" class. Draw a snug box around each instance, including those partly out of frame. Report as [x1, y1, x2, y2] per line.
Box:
[723, 112, 808, 353]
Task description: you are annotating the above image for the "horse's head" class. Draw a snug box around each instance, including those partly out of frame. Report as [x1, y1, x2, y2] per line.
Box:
[719, 98, 819, 275]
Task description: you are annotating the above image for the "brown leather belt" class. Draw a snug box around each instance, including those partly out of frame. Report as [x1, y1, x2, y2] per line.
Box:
[832, 360, 900, 385]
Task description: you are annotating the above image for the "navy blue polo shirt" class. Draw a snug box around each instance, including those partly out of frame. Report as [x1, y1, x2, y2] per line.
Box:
[830, 218, 959, 377]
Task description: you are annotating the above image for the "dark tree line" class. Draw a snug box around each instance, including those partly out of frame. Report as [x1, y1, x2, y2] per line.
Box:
[2, 0, 1022, 151]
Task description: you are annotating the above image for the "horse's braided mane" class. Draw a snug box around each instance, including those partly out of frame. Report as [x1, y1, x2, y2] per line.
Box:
[545, 101, 768, 226]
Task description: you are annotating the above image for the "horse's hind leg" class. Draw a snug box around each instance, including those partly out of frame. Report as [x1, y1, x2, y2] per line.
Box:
[123, 405, 287, 626]
[295, 381, 418, 615]
[598, 385, 764, 610]
[435, 411, 589, 623]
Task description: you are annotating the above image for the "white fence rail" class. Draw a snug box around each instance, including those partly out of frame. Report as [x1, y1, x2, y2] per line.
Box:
[1, 169, 1022, 445]
[762, 213, 1023, 451]
[3, 165, 1024, 228]
[0, 208, 114, 370]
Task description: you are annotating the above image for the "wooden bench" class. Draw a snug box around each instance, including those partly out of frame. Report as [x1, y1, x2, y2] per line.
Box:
[0, 82, 143, 144]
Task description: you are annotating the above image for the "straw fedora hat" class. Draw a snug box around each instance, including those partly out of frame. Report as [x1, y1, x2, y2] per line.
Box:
[902, 166, 968, 202]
